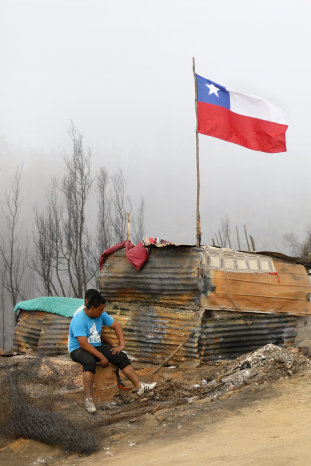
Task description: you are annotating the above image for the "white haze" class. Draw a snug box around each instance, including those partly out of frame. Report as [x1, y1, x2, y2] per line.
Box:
[0, 0, 310, 252]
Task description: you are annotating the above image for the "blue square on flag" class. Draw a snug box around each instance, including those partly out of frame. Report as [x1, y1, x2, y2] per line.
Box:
[196, 74, 230, 109]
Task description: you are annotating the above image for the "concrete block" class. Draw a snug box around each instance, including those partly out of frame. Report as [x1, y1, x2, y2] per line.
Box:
[296, 316, 311, 329]
[295, 326, 311, 341]
[93, 363, 119, 402]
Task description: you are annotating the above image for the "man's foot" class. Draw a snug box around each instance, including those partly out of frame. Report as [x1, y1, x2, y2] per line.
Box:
[136, 382, 157, 396]
[85, 397, 96, 414]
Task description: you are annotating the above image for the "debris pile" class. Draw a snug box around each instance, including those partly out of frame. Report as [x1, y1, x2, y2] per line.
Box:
[154, 344, 311, 405]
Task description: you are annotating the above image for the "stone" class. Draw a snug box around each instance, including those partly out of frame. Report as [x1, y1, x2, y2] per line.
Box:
[140, 413, 159, 427]
[162, 373, 172, 382]
[298, 346, 310, 356]
[179, 360, 200, 369]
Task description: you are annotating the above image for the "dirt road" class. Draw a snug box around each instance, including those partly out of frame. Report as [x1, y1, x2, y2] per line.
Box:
[2, 365, 311, 465]
[59, 372, 311, 466]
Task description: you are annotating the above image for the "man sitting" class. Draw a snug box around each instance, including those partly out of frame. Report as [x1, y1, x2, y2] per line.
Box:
[68, 289, 156, 413]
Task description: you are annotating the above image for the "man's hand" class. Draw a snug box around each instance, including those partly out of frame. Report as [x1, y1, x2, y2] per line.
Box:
[109, 321, 125, 353]
[110, 344, 125, 354]
[99, 355, 109, 368]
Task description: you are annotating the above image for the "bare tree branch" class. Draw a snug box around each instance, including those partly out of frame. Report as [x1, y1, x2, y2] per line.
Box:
[0, 167, 28, 307]
[110, 169, 128, 243]
[33, 125, 146, 298]
[96, 167, 112, 254]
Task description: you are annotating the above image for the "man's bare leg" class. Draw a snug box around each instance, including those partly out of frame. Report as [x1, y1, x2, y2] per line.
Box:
[121, 364, 141, 389]
[82, 371, 95, 398]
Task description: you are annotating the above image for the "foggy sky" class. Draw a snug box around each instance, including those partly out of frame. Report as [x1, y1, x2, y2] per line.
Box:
[0, 0, 310, 252]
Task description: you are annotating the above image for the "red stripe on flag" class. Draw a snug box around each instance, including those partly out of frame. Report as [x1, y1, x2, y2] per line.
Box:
[197, 102, 287, 153]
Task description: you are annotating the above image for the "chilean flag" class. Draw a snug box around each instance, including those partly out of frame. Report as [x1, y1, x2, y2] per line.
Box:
[196, 74, 288, 153]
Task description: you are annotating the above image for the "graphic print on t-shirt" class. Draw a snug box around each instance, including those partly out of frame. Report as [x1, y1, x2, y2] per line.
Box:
[87, 322, 101, 345]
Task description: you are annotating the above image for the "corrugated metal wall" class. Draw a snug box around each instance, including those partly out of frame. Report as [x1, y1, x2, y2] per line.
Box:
[103, 301, 203, 364]
[13, 309, 298, 365]
[99, 246, 202, 307]
[14, 305, 203, 363]
[199, 311, 297, 363]
[13, 311, 43, 353]
[14, 311, 70, 356]
[99, 246, 206, 363]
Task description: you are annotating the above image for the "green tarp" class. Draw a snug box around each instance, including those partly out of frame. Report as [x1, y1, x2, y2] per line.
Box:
[14, 297, 84, 318]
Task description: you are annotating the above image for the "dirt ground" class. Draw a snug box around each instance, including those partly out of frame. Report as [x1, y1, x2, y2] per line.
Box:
[2, 345, 311, 466]
[66, 372, 311, 466]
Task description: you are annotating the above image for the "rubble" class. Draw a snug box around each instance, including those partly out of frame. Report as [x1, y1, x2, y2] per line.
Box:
[1, 344, 310, 431]
[153, 344, 311, 405]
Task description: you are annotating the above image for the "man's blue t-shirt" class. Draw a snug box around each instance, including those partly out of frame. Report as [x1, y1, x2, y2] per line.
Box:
[68, 307, 114, 353]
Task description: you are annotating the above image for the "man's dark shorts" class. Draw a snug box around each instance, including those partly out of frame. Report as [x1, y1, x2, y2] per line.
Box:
[70, 344, 131, 373]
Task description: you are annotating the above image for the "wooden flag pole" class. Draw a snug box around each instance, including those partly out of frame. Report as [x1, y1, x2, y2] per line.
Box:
[126, 212, 131, 241]
[192, 57, 201, 247]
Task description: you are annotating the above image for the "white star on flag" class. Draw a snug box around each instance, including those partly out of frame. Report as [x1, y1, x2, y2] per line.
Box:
[205, 83, 220, 97]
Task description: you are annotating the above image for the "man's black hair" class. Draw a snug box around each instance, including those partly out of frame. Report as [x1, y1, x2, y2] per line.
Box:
[85, 294, 106, 309]
[85, 289, 101, 300]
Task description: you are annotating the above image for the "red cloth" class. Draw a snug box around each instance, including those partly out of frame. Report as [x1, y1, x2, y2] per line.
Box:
[99, 240, 150, 271]
[99, 241, 127, 268]
[126, 241, 150, 270]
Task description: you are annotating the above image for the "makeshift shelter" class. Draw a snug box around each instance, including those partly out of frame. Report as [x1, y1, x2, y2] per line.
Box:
[99, 244, 311, 364]
[13, 297, 83, 355]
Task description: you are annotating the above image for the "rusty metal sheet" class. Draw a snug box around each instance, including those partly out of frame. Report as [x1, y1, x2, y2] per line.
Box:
[13, 307, 298, 365]
[38, 316, 70, 355]
[14, 311, 45, 353]
[99, 246, 202, 307]
[199, 312, 297, 363]
[201, 260, 311, 316]
[14, 305, 203, 363]
[103, 301, 203, 364]
[14, 311, 70, 355]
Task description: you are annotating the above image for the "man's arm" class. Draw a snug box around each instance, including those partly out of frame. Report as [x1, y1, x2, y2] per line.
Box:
[77, 337, 109, 367]
[109, 320, 125, 354]
[100, 330, 116, 347]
